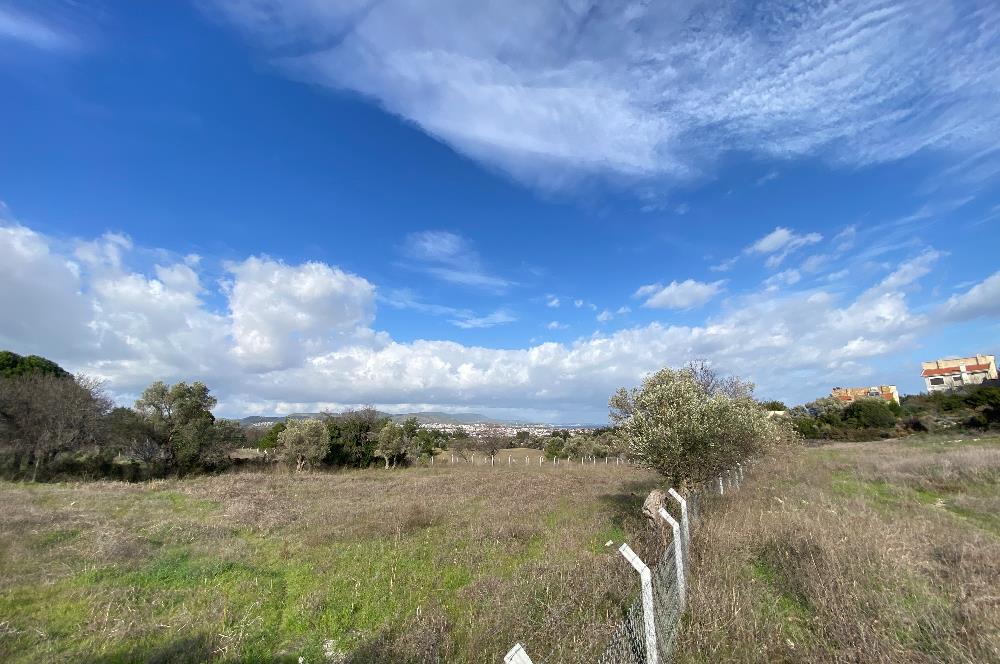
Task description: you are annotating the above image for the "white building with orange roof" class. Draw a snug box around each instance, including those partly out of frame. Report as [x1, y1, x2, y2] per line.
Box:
[921, 354, 997, 393]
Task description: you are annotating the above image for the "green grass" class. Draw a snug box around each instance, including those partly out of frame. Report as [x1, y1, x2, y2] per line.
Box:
[0, 463, 661, 663]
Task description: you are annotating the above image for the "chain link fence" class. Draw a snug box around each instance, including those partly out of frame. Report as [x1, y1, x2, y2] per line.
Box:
[505, 463, 747, 664]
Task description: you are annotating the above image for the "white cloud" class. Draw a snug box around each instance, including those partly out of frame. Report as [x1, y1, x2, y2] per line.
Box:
[763, 269, 801, 290]
[573, 299, 584, 308]
[1, 221, 991, 420]
[834, 226, 857, 252]
[546, 320, 568, 331]
[0, 6, 76, 51]
[207, 1, 1000, 190]
[940, 271, 1000, 321]
[597, 309, 613, 323]
[635, 279, 724, 309]
[400, 230, 512, 292]
[877, 249, 942, 291]
[756, 170, 779, 186]
[449, 309, 517, 329]
[616, 306, 631, 315]
[546, 295, 560, 308]
[226, 256, 376, 371]
[800, 255, 828, 274]
[747, 227, 823, 268]
[710, 256, 739, 273]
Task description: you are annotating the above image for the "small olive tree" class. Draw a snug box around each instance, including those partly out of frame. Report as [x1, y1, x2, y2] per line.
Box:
[610, 365, 795, 488]
[276, 419, 328, 472]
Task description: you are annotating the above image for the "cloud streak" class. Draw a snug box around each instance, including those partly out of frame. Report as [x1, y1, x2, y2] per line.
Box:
[209, 0, 1000, 190]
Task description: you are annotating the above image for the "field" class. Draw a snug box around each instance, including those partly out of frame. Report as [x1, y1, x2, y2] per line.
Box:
[0, 450, 660, 663]
[676, 434, 1000, 663]
[3, 437, 999, 663]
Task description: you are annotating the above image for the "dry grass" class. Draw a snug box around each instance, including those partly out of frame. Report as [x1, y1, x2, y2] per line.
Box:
[676, 435, 1000, 663]
[0, 456, 659, 663]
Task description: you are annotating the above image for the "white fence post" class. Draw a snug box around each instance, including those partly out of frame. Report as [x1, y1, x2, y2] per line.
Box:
[667, 488, 690, 549]
[619, 543, 658, 664]
[504, 643, 534, 664]
[718, 475, 724, 495]
[657, 508, 686, 608]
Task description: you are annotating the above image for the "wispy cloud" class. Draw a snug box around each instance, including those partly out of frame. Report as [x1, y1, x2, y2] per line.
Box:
[755, 170, 779, 186]
[710, 256, 739, 272]
[635, 279, 724, 310]
[400, 230, 513, 293]
[450, 309, 517, 329]
[0, 6, 76, 51]
[747, 227, 822, 268]
[209, 1, 1000, 191]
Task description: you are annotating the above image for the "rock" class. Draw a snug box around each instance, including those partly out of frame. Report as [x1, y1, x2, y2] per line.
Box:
[642, 489, 667, 525]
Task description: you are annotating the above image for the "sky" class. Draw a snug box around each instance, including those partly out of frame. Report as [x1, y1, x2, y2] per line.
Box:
[1, 0, 999, 424]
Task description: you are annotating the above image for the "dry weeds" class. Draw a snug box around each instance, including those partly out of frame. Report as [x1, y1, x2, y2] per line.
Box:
[0, 458, 659, 663]
[675, 436, 1000, 663]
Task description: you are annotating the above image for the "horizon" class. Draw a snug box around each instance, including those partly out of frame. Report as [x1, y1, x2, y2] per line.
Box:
[2, 1, 999, 423]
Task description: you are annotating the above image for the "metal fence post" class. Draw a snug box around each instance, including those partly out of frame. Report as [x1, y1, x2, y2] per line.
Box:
[504, 643, 534, 664]
[657, 508, 686, 608]
[619, 543, 658, 664]
[667, 488, 690, 549]
[718, 475, 724, 495]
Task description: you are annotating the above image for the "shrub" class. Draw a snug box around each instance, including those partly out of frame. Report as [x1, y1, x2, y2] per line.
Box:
[842, 399, 897, 429]
[760, 400, 787, 411]
[257, 421, 286, 449]
[276, 419, 328, 471]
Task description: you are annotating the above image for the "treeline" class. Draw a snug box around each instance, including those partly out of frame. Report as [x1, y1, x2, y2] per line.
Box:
[2, 350, 622, 481]
[788, 384, 1000, 440]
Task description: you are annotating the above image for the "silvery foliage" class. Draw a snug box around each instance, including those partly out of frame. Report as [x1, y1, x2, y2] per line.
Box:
[610, 366, 794, 486]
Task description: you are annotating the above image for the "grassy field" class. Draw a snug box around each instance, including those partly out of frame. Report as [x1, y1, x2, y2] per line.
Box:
[4, 437, 998, 663]
[0, 451, 660, 663]
[676, 434, 1000, 663]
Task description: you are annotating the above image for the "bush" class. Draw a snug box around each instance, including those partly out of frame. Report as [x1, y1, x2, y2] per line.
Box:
[842, 399, 897, 429]
[760, 400, 787, 411]
[610, 366, 797, 488]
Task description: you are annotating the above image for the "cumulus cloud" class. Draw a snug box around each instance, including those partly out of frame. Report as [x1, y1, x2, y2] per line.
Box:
[636, 279, 724, 309]
[596, 309, 613, 323]
[207, 0, 1000, 190]
[226, 256, 376, 371]
[0, 221, 984, 420]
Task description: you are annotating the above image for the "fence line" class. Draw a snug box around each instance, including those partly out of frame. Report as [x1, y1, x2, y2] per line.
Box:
[506, 461, 751, 663]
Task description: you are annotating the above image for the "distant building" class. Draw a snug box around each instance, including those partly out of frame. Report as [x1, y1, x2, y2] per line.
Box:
[921, 354, 998, 393]
[831, 385, 900, 405]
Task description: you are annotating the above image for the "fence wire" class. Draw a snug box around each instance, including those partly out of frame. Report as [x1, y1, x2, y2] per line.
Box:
[508, 463, 748, 664]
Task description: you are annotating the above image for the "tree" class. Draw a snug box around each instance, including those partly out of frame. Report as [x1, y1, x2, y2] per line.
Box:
[134, 380, 227, 473]
[610, 365, 794, 488]
[0, 374, 111, 480]
[257, 421, 286, 449]
[760, 400, 787, 411]
[276, 419, 328, 471]
[327, 407, 387, 466]
[374, 421, 406, 468]
[0, 351, 71, 379]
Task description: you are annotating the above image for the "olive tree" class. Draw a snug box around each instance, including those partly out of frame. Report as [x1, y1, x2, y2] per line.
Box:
[374, 421, 408, 468]
[610, 366, 794, 488]
[277, 419, 328, 472]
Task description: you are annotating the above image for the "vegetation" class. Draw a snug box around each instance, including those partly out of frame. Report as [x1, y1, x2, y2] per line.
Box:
[610, 364, 797, 487]
[276, 419, 328, 471]
[0, 461, 661, 663]
[675, 434, 1000, 662]
[0, 351, 71, 379]
[790, 385, 1000, 440]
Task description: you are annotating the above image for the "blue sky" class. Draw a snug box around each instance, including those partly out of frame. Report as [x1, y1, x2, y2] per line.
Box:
[1, 0, 999, 423]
